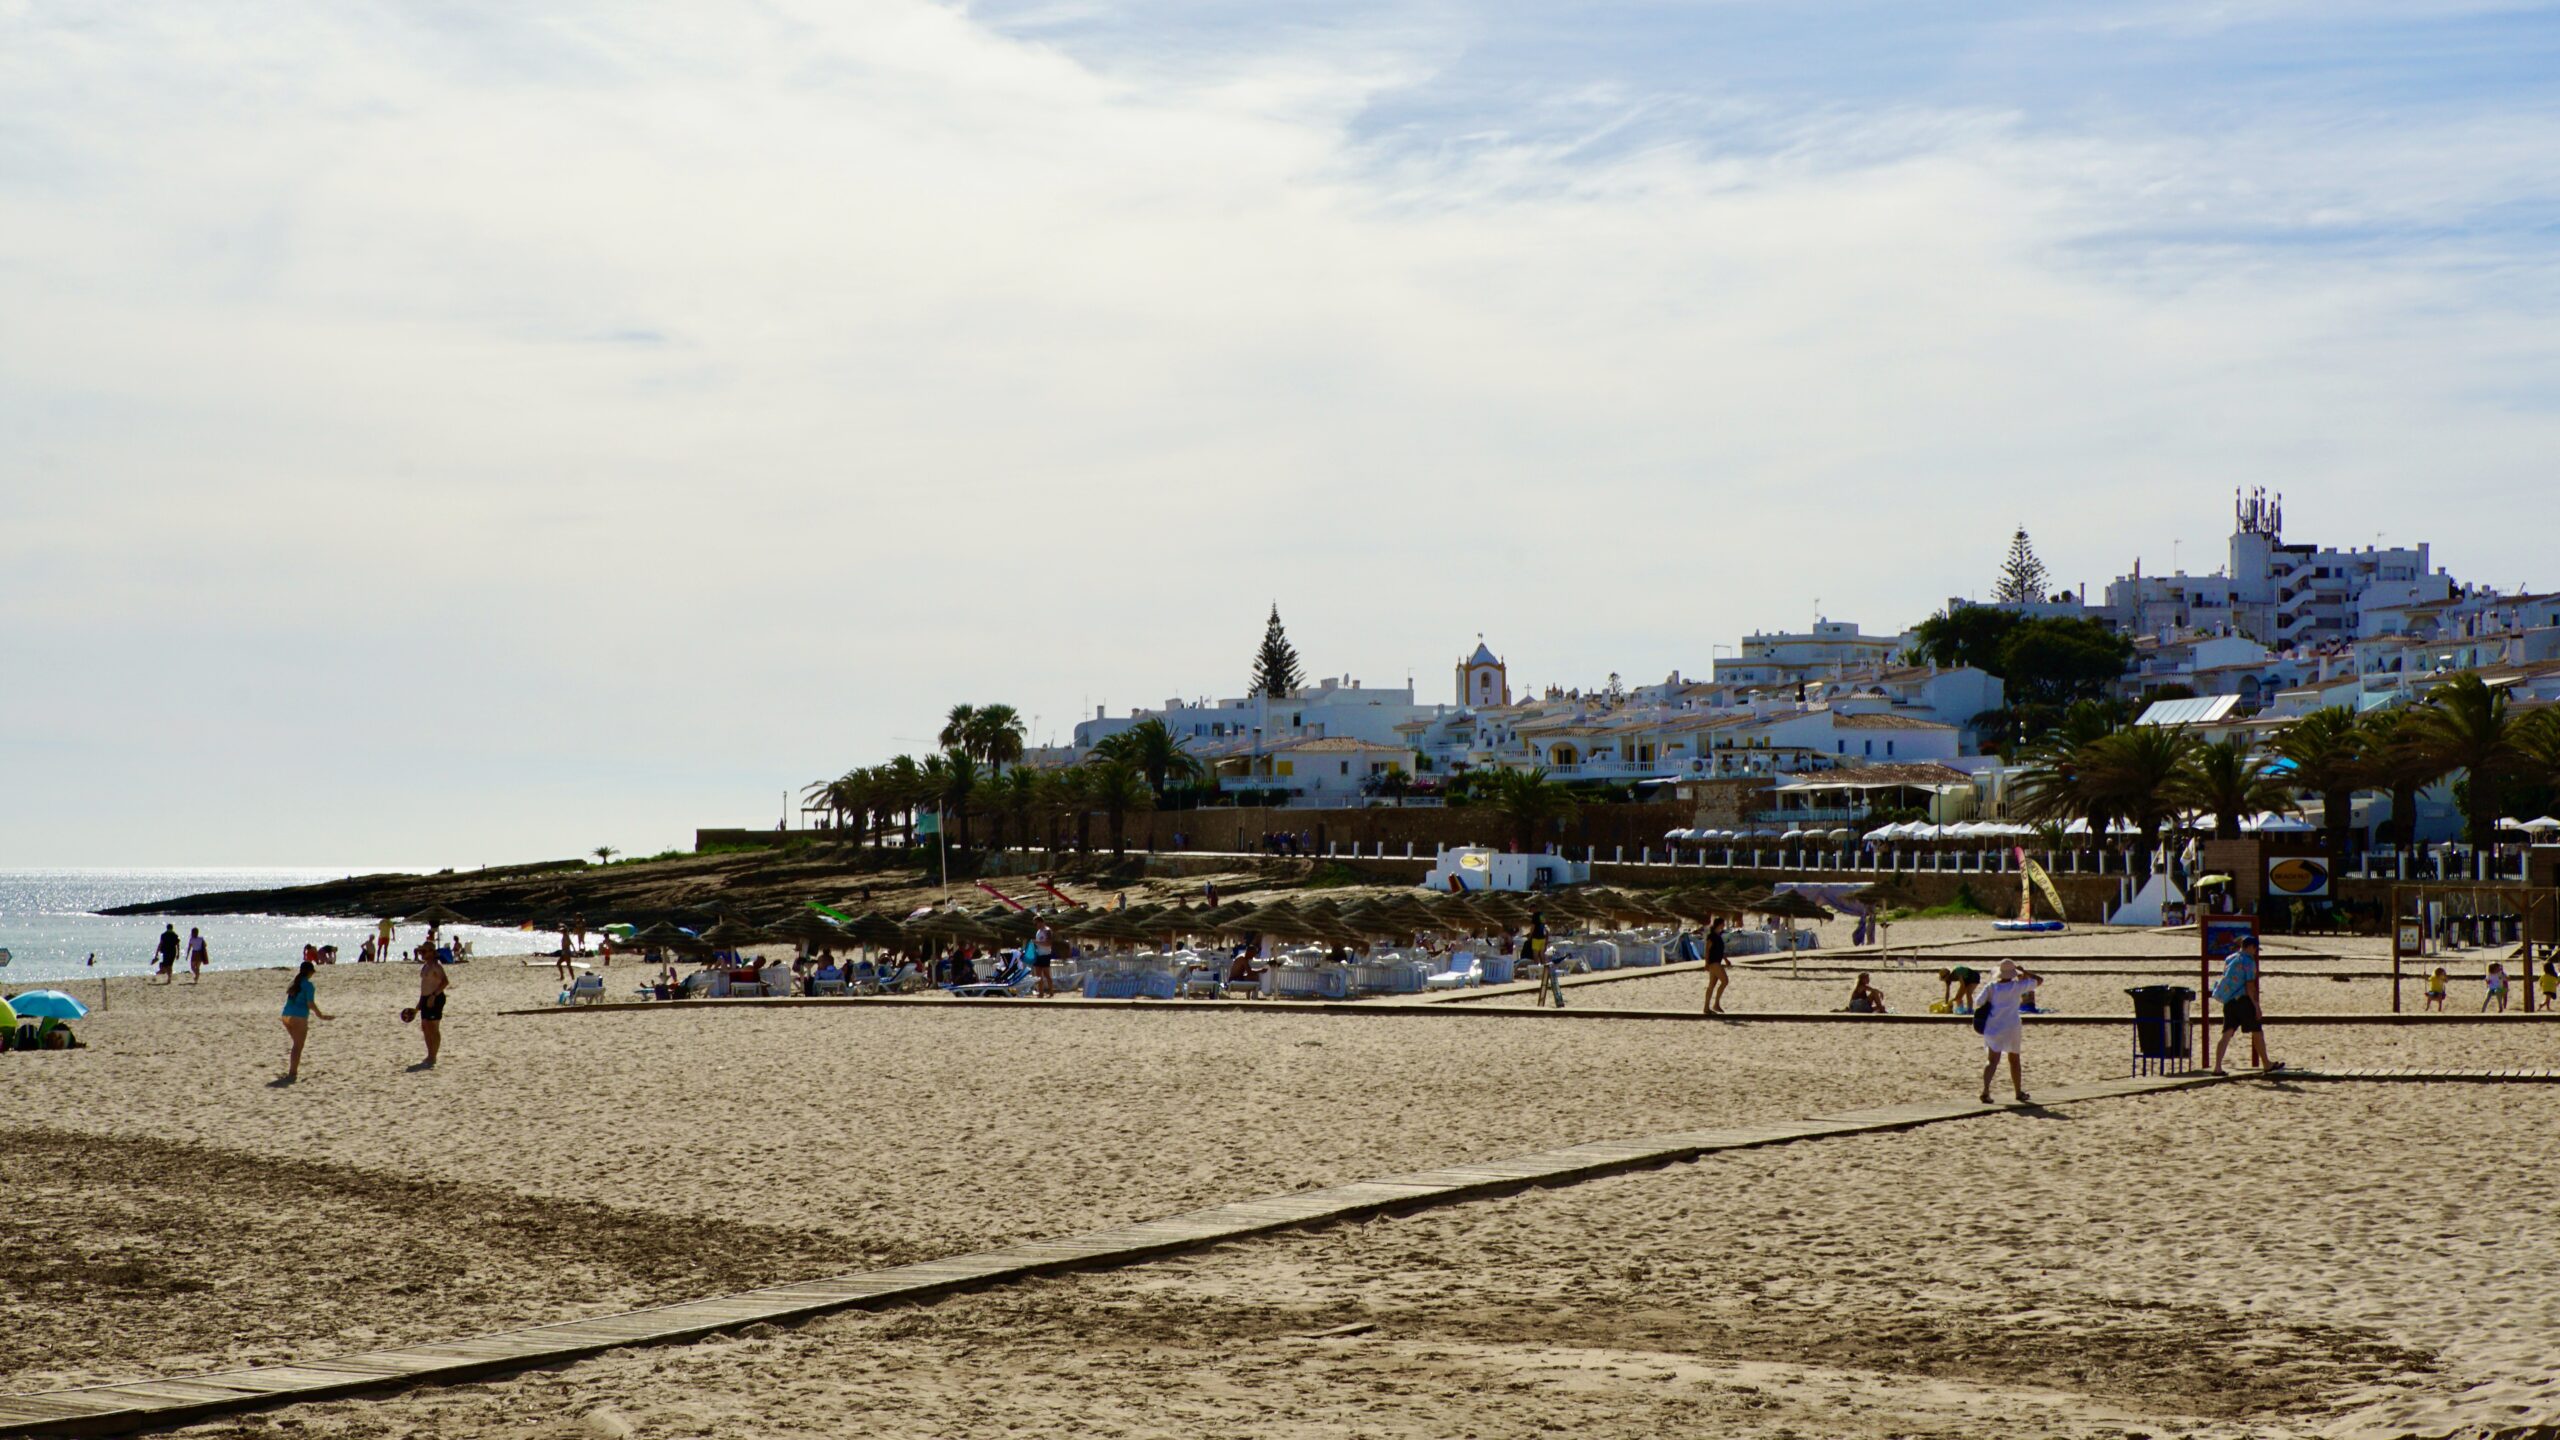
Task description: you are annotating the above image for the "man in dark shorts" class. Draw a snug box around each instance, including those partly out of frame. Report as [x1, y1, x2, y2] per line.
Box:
[2211, 935, 2277, 1072]
[153, 924, 180, 983]
[414, 948, 450, 1068]
[1031, 922, 1056, 999]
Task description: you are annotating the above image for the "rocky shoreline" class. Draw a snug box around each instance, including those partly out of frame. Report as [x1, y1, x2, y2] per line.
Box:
[96, 845, 1313, 926]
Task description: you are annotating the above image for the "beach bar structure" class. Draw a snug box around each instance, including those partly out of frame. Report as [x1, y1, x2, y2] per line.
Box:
[1420, 846, 1591, 894]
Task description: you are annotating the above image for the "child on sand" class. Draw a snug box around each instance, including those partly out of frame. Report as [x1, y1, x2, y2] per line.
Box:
[2425, 967, 2448, 1011]
[2483, 962, 2510, 1013]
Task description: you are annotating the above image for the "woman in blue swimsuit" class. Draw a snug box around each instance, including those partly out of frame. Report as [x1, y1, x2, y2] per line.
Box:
[280, 959, 334, 1083]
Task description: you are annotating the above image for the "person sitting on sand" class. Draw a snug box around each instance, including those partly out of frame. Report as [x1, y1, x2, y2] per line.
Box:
[31, 1017, 83, 1050]
[1845, 972, 1887, 1014]
[2425, 966, 2449, 1011]
[2484, 962, 2510, 1013]
[1227, 948, 1260, 985]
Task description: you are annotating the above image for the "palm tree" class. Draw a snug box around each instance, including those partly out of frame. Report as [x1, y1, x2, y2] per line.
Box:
[1085, 757, 1152, 856]
[2354, 709, 2443, 851]
[1093, 717, 1206, 800]
[1482, 767, 1576, 854]
[1046, 766, 1094, 853]
[2271, 706, 2365, 856]
[970, 704, 1028, 774]
[878, 755, 926, 847]
[939, 704, 979, 759]
[2171, 739, 2296, 841]
[984, 766, 1037, 853]
[920, 751, 980, 851]
[2520, 709, 2560, 791]
[2076, 727, 2198, 876]
[2410, 674, 2532, 847]
[592, 845, 619, 865]
[2010, 711, 2124, 843]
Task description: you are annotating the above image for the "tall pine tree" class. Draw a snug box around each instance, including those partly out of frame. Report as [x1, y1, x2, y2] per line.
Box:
[1993, 526, 2051, 604]
[1250, 605, 1305, 698]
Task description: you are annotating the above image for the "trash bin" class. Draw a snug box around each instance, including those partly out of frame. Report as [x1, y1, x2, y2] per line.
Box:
[2126, 985, 2195, 1075]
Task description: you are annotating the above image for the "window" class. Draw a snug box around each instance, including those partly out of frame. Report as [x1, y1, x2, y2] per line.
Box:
[1886, 741, 1895, 756]
[1276, 760, 1294, 777]
[1339, 761, 1350, 775]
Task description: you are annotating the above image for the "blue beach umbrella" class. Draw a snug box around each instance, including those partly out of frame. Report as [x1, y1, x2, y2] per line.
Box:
[5, 990, 89, 1021]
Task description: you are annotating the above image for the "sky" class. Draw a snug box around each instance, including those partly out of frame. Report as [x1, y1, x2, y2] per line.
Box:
[4, 0, 2559, 866]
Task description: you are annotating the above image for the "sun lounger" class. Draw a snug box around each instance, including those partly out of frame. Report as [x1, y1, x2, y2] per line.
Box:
[813, 978, 847, 997]
[556, 974, 606, 1005]
[1424, 953, 1482, 990]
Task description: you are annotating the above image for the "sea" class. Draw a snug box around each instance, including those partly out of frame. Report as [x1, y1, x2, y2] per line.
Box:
[0, 869, 541, 985]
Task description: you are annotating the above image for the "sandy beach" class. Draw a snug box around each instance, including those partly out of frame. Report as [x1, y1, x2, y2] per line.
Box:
[4, 917, 2555, 1438]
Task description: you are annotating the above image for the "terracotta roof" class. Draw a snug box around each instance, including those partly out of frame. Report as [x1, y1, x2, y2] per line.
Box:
[1770, 761, 1973, 789]
[1830, 712, 1957, 730]
[1272, 737, 1408, 754]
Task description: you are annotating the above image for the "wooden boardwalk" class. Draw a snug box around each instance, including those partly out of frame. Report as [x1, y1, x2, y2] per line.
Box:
[505, 991, 2560, 1027]
[0, 1073, 2227, 1437]
[2281, 1067, 2560, 1083]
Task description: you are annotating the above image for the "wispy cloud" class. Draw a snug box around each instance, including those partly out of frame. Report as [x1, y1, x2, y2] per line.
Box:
[3, 0, 2557, 860]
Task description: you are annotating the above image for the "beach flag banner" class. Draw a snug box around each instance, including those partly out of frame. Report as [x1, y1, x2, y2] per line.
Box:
[2021, 853, 2069, 920]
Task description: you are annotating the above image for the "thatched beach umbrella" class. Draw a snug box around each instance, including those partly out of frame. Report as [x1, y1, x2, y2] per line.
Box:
[767, 908, 848, 955]
[402, 902, 471, 955]
[1756, 890, 1834, 922]
[1754, 888, 1832, 975]
[698, 918, 769, 954]
[1851, 881, 1927, 965]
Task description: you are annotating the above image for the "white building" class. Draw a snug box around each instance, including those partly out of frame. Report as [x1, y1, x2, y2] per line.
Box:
[2102, 490, 2449, 651]
[1712, 620, 1911, 689]
[1072, 675, 1448, 756]
[1218, 736, 1412, 806]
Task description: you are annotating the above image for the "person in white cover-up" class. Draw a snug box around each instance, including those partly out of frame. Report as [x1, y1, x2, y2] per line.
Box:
[1976, 959, 2041, 1105]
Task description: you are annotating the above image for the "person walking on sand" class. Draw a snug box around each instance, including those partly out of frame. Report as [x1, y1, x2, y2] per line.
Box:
[554, 929, 575, 984]
[412, 946, 449, 1068]
[1977, 959, 2041, 1104]
[2210, 934, 2279, 1073]
[185, 927, 208, 983]
[1701, 917, 1732, 1014]
[2483, 961, 2511, 1013]
[1528, 910, 1562, 1008]
[153, 924, 180, 983]
[378, 916, 396, 965]
[279, 960, 332, 1082]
